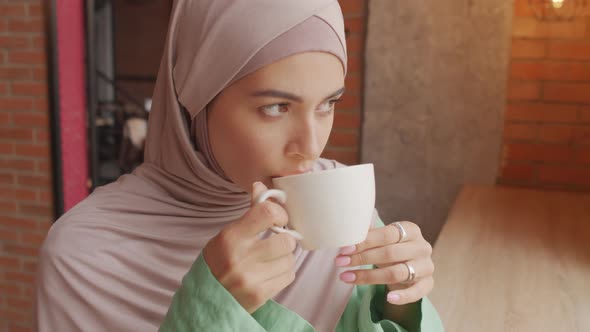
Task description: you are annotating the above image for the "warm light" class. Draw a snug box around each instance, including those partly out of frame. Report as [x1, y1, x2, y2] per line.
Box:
[552, 0, 565, 8]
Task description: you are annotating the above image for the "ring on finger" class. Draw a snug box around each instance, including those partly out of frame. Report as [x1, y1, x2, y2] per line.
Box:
[401, 261, 416, 284]
[392, 221, 408, 244]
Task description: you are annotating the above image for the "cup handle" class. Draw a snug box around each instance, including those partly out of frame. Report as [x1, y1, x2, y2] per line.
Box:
[254, 189, 303, 241]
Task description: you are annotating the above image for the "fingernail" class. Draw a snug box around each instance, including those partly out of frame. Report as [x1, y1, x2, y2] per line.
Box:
[340, 272, 356, 282]
[387, 292, 401, 303]
[339, 245, 356, 255]
[335, 256, 351, 267]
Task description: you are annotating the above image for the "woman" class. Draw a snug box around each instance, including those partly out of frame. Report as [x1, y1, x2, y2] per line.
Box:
[36, 1, 444, 331]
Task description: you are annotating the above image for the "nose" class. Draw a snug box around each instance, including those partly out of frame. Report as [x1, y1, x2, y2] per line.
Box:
[285, 116, 322, 161]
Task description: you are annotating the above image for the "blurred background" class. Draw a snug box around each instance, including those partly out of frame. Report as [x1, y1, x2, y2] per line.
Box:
[1, 0, 590, 330]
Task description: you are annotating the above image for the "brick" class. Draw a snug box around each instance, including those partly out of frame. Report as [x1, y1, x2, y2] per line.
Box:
[4, 271, 35, 284]
[0, 4, 26, 16]
[513, 0, 534, 16]
[339, 0, 364, 16]
[0, 171, 15, 184]
[503, 123, 538, 140]
[39, 190, 52, 203]
[321, 148, 359, 165]
[0, 159, 36, 171]
[6, 297, 32, 310]
[509, 61, 589, 81]
[34, 128, 49, 143]
[504, 142, 573, 162]
[0, 128, 34, 141]
[538, 165, 590, 185]
[329, 131, 358, 147]
[575, 147, 590, 164]
[19, 202, 52, 217]
[0, 282, 21, 296]
[0, 68, 32, 80]
[23, 261, 37, 273]
[0, 142, 15, 154]
[0, 112, 12, 125]
[543, 82, 590, 103]
[11, 82, 47, 96]
[506, 102, 579, 122]
[14, 143, 49, 157]
[347, 55, 362, 73]
[573, 126, 590, 144]
[333, 111, 361, 129]
[0, 36, 30, 49]
[337, 93, 361, 110]
[13, 113, 48, 127]
[346, 34, 364, 54]
[507, 81, 541, 100]
[0, 201, 18, 213]
[548, 41, 590, 60]
[28, 3, 43, 17]
[500, 163, 535, 181]
[511, 39, 546, 59]
[17, 174, 51, 187]
[344, 74, 362, 92]
[538, 125, 574, 143]
[345, 16, 365, 34]
[0, 98, 34, 111]
[512, 17, 586, 39]
[0, 187, 37, 201]
[4, 244, 39, 261]
[37, 160, 51, 172]
[33, 98, 48, 112]
[20, 232, 46, 246]
[0, 82, 7, 95]
[32, 67, 46, 80]
[0, 229, 19, 242]
[0, 216, 37, 230]
[8, 18, 43, 33]
[8, 51, 46, 65]
[0, 256, 20, 269]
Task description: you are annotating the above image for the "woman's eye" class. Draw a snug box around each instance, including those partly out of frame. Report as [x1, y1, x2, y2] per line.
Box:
[317, 99, 340, 113]
[260, 103, 289, 117]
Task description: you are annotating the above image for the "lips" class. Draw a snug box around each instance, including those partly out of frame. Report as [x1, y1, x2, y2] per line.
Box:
[271, 169, 312, 179]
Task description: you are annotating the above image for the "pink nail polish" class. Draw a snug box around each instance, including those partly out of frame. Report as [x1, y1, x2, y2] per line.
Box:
[339, 245, 356, 255]
[335, 256, 351, 267]
[340, 272, 356, 282]
[387, 292, 401, 303]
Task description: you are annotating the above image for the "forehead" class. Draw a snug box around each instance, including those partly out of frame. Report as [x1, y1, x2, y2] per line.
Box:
[231, 52, 345, 97]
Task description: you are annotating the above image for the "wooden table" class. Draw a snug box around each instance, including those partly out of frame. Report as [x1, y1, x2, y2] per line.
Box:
[429, 184, 590, 331]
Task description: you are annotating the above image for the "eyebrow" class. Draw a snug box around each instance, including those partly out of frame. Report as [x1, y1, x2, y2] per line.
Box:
[251, 87, 345, 103]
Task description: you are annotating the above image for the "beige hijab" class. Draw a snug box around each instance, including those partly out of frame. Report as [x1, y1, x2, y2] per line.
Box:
[36, 1, 354, 331]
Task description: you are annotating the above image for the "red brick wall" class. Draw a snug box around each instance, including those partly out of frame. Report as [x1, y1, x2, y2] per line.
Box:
[500, 0, 590, 190]
[0, 0, 51, 331]
[323, 0, 366, 165]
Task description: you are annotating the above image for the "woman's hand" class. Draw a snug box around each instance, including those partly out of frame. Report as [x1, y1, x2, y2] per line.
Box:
[203, 182, 297, 313]
[334, 221, 434, 305]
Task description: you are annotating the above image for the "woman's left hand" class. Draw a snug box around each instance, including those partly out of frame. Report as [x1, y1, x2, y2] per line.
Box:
[334, 221, 434, 305]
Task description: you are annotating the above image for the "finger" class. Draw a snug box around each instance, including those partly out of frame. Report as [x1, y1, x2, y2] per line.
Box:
[341, 258, 434, 285]
[386, 277, 434, 305]
[345, 221, 421, 255]
[252, 232, 298, 262]
[259, 254, 296, 283]
[260, 267, 297, 303]
[251, 181, 268, 204]
[340, 239, 431, 267]
[236, 200, 289, 237]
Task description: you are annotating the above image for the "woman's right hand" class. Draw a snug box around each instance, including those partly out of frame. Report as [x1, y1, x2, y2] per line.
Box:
[202, 182, 297, 314]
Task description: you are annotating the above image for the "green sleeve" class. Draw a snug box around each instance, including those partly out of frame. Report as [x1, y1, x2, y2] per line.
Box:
[159, 254, 314, 332]
[335, 283, 444, 332]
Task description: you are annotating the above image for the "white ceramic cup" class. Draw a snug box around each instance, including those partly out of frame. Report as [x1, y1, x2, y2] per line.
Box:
[255, 163, 375, 250]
